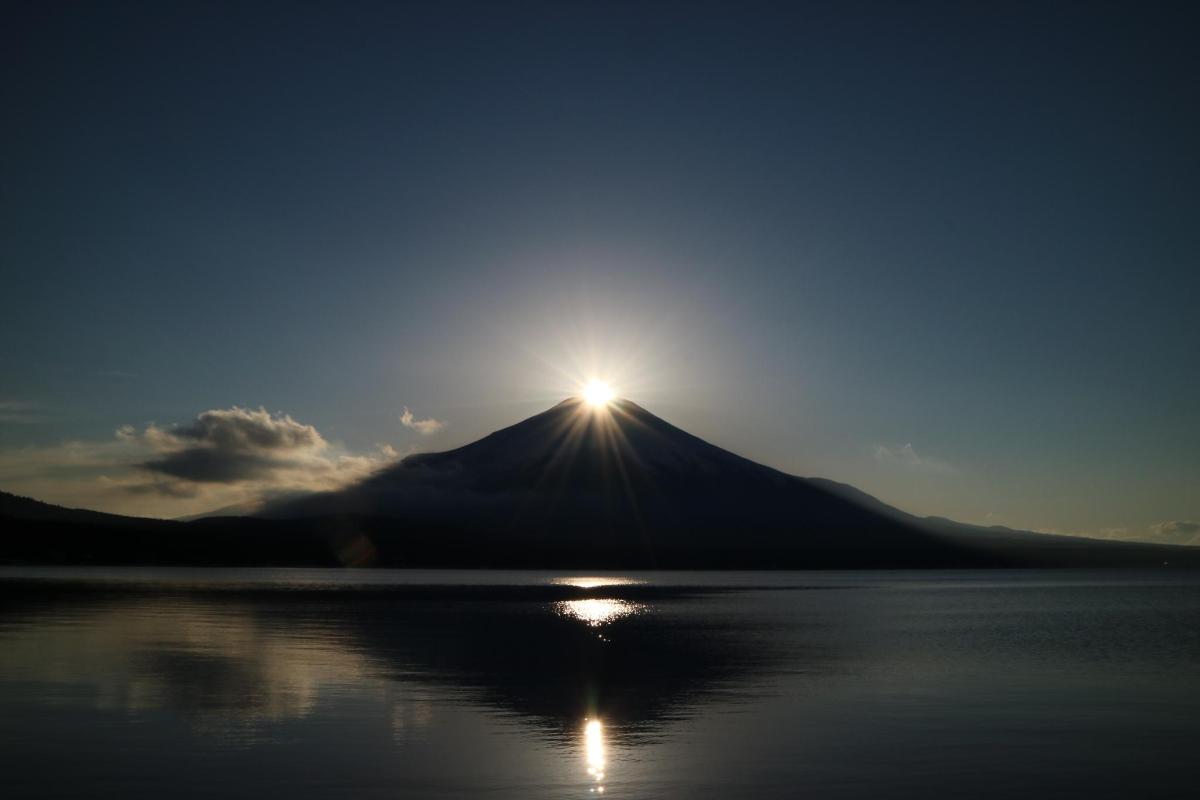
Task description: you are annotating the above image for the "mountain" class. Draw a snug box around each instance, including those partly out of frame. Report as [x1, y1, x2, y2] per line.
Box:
[3, 398, 1197, 568]
[260, 398, 1196, 568]
[263, 398, 949, 566]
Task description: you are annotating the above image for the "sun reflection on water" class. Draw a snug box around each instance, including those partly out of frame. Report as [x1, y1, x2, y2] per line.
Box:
[584, 718, 606, 793]
[554, 598, 644, 627]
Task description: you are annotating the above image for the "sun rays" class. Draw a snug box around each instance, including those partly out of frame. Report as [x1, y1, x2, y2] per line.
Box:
[512, 392, 664, 550]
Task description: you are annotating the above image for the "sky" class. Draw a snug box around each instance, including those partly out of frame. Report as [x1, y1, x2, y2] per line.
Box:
[1, 1, 1197, 542]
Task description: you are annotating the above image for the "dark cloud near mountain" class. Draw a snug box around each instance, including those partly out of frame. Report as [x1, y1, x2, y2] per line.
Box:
[143, 449, 281, 484]
[167, 407, 324, 453]
[111, 406, 398, 506]
[120, 477, 202, 499]
[136, 407, 325, 486]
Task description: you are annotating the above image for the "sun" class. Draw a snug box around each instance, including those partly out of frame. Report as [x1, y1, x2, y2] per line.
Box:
[582, 380, 615, 408]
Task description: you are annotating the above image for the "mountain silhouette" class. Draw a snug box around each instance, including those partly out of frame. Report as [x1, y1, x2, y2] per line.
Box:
[264, 398, 955, 566]
[3, 398, 1197, 567]
[259, 398, 1197, 568]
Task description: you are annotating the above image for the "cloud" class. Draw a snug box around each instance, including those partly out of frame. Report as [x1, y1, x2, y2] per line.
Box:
[0, 400, 42, 424]
[1147, 520, 1200, 546]
[873, 443, 954, 474]
[136, 407, 327, 484]
[163, 407, 324, 452]
[1088, 521, 1200, 547]
[0, 406, 398, 518]
[144, 449, 281, 483]
[1096, 527, 1129, 539]
[400, 407, 445, 435]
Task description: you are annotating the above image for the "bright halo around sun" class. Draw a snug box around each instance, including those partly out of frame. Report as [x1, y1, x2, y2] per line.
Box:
[582, 380, 615, 408]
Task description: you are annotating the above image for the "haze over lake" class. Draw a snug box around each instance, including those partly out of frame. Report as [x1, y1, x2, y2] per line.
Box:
[2, 567, 1197, 799]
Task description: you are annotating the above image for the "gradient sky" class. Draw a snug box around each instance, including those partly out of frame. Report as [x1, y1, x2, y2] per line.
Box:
[2, 2, 1197, 541]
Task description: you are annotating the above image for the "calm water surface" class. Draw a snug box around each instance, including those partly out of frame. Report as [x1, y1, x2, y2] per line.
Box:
[1, 567, 1198, 798]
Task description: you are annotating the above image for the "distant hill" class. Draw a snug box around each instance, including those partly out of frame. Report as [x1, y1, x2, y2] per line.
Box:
[0, 491, 161, 526]
[3, 399, 1197, 568]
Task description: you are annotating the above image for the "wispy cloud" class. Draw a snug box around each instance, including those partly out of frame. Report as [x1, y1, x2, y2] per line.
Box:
[1089, 521, 1200, 547]
[873, 442, 954, 474]
[1147, 520, 1200, 546]
[400, 407, 445, 435]
[0, 400, 43, 424]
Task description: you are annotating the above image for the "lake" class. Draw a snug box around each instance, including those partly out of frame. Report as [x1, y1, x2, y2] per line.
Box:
[1, 567, 1197, 798]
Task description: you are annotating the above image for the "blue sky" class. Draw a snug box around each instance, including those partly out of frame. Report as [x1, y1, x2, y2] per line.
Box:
[1, 2, 1197, 540]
